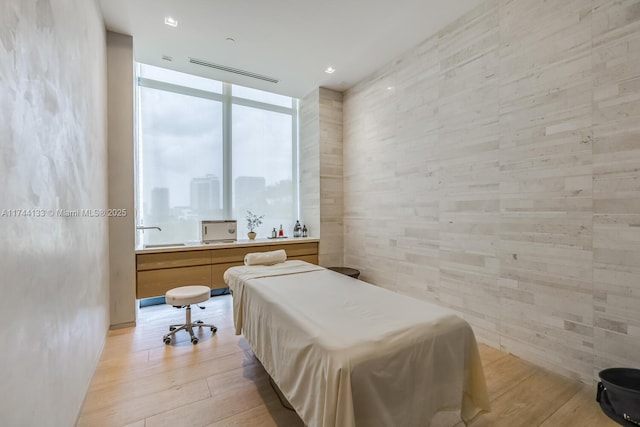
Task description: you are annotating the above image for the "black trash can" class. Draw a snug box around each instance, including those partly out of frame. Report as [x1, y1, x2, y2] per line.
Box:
[597, 368, 640, 426]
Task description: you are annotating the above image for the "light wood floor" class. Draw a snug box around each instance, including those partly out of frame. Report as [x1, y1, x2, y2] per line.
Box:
[78, 294, 617, 427]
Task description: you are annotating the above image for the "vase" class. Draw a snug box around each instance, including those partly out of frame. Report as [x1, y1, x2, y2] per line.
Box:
[248, 231, 256, 240]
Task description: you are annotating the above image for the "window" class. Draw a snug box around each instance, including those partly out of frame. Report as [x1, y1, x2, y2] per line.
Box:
[136, 64, 298, 246]
[232, 105, 293, 236]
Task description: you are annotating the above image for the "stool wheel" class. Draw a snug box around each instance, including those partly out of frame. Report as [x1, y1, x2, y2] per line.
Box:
[169, 326, 176, 331]
[163, 336, 171, 344]
[191, 337, 199, 344]
[211, 327, 217, 333]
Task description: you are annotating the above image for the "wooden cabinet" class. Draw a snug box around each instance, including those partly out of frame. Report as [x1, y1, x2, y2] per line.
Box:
[135, 240, 318, 299]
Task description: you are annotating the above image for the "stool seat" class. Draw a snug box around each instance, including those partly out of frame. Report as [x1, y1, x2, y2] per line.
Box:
[162, 285, 216, 345]
[165, 285, 211, 306]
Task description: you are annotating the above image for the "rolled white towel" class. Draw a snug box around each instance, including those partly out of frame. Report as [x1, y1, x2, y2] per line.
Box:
[244, 249, 287, 266]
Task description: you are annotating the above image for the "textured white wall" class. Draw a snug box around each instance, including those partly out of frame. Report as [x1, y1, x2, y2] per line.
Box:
[343, 0, 640, 383]
[0, 1, 109, 425]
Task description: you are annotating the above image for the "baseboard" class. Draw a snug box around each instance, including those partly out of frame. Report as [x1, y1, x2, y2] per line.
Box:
[109, 320, 136, 330]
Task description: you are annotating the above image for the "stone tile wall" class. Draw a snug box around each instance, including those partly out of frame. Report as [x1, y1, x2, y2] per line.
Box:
[343, 0, 640, 382]
[300, 88, 344, 267]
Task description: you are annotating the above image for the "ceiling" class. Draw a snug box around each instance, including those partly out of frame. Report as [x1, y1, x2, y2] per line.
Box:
[98, 0, 483, 99]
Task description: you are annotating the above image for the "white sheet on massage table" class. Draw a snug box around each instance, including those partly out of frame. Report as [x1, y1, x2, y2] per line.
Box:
[224, 261, 490, 427]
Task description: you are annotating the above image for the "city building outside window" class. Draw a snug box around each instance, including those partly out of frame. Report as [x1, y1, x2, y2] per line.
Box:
[136, 64, 298, 246]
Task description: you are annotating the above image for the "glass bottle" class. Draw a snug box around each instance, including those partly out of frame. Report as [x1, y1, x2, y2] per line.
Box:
[302, 225, 308, 237]
[279, 224, 284, 237]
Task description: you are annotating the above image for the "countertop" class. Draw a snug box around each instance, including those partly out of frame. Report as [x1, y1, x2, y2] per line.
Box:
[135, 237, 319, 254]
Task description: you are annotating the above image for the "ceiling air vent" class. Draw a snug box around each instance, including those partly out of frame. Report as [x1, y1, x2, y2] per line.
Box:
[188, 57, 279, 84]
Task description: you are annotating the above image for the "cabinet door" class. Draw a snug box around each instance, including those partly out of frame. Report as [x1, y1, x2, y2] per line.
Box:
[278, 242, 318, 258]
[137, 265, 211, 299]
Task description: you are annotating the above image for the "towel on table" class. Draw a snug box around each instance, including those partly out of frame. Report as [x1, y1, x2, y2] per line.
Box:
[244, 249, 287, 266]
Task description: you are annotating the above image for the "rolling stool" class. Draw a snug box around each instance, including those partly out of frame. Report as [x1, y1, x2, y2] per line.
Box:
[163, 285, 217, 345]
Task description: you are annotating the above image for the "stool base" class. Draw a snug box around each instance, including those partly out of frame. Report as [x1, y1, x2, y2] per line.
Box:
[163, 305, 217, 345]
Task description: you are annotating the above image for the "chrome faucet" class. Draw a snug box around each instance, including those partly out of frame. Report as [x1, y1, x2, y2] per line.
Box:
[136, 225, 162, 232]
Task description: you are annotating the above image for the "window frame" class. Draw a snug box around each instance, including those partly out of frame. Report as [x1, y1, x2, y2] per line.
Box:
[135, 64, 300, 242]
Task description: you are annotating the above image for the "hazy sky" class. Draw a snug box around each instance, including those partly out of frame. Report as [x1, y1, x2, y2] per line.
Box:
[139, 67, 293, 210]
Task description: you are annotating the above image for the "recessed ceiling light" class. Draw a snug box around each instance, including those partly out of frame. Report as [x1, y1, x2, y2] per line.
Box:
[325, 67, 336, 74]
[226, 37, 235, 43]
[164, 16, 178, 27]
[162, 55, 173, 62]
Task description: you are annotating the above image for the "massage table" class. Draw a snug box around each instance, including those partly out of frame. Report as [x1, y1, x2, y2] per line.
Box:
[224, 260, 490, 427]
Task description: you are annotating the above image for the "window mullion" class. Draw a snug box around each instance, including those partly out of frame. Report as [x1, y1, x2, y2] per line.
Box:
[292, 98, 299, 223]
[222, 83, 232, 219]
[138, 77, 225, 103]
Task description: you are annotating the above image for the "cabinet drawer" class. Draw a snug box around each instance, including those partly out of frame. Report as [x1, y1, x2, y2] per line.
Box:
[291, 254, 318, 265]
[279, 242, 318, 257]
[210, 247, 255, 264]
[137, 265, 211, 299]
[137, 250, 211, 271]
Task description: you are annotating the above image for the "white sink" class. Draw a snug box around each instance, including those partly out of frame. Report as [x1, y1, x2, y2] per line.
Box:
[143, 243, 186, 249]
